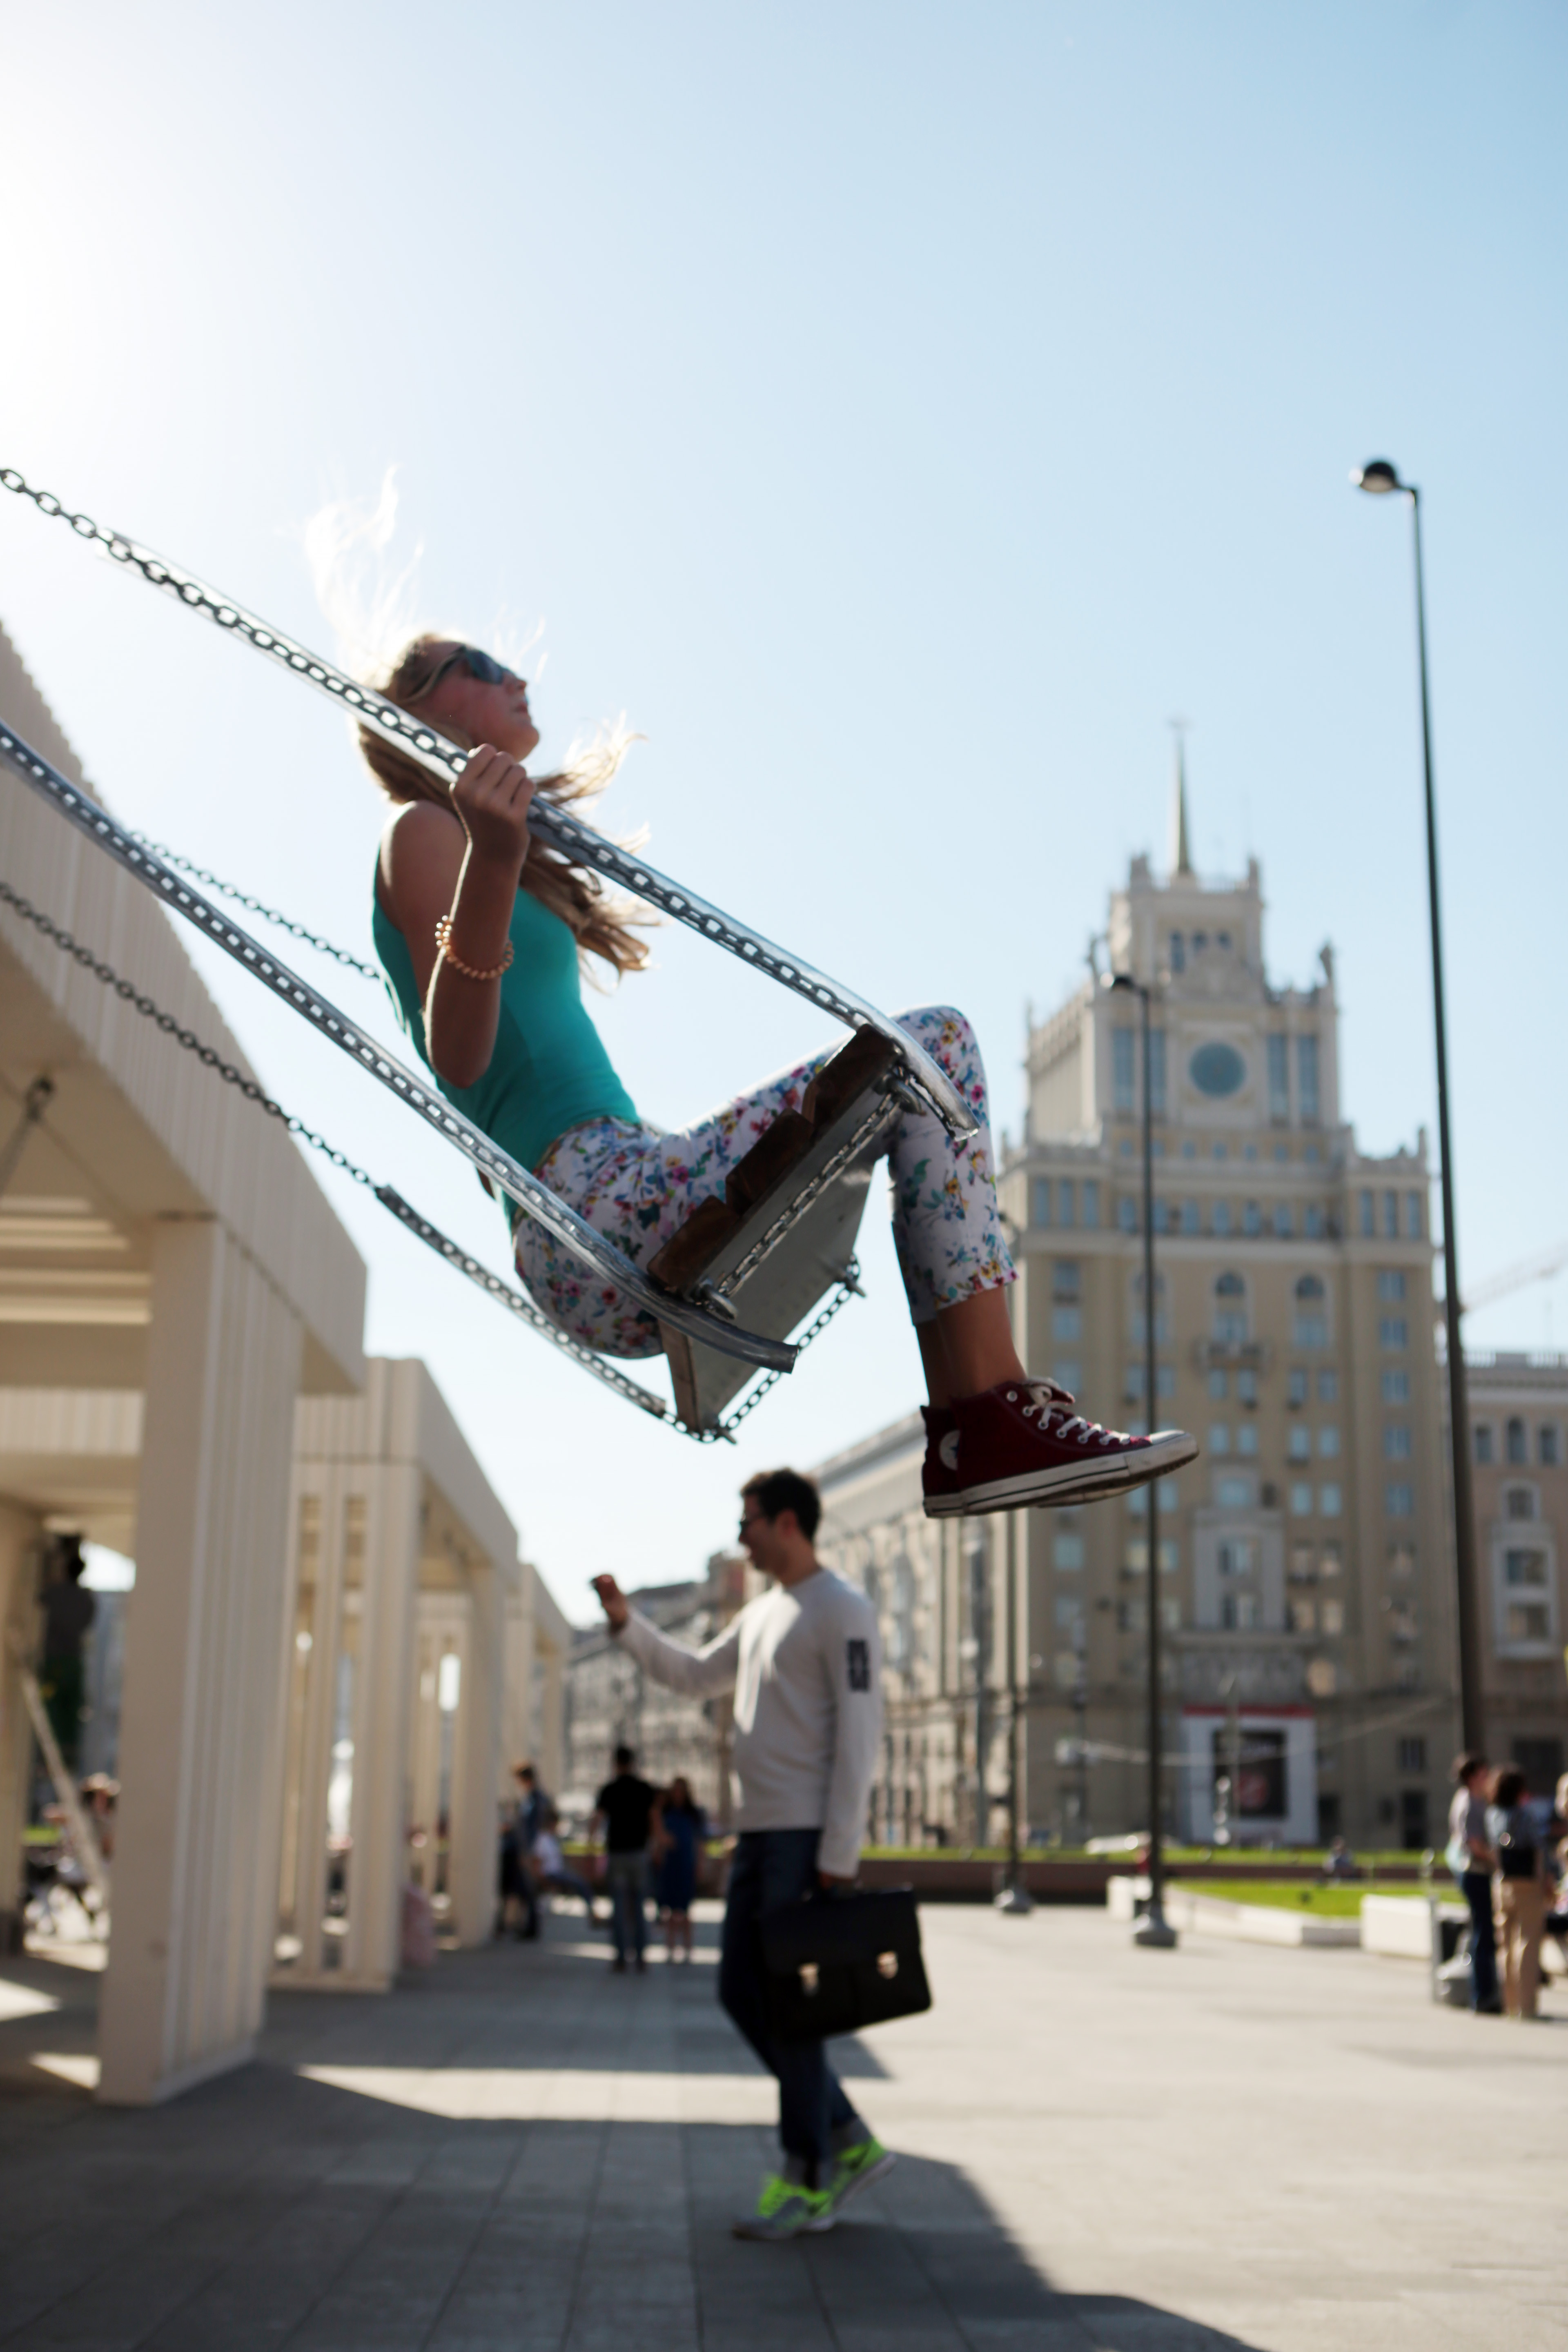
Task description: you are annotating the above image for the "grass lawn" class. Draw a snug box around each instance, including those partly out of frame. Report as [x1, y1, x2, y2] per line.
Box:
[1178, 1878, 1440, 1917]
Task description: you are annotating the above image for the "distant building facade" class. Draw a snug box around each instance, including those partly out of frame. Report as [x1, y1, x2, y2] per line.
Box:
[563, 1551, 749, 1826]
[819, 803, 1467, 1850]
[1466, 1354, 1568, 1800]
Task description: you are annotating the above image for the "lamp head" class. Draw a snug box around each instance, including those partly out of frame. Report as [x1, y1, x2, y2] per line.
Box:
[1109, 972, 1137, 995]
[1352, 459, 1403, 495]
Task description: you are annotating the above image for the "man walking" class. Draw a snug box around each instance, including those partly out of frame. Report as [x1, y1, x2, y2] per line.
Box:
[1446, 1752, 1501, 2015]
[593, 1744, 657, 1973]
[592, 1467, 893, 2241]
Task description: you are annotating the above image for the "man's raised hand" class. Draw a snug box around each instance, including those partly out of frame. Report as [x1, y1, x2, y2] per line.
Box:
[591, 1574, 630, 1630]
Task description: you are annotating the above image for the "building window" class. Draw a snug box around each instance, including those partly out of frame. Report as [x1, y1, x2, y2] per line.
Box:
[1210, 1424, 1232, 1456]
[1542, 1426, 1561, 1468]
[1297, 1034, 1321, 1123]
[1209, 1368, 1228, 1400]
[1290, 1598, 1317, 1633]
[1213, 1271, 1247, 1346]
[1321, 1597, 1345, 1635]
[1221, 1592, 1258, 1631]
[1161, 1598, 1182, 1631]
[1243, 1200, 1262, 1236]
[1267, 1034, 1290, 1123]
[1506, 1417, 1528, 1466]
[1319, 1426, 1341, 1459]
[1032, 1179, 1052, 1229]
[1216, 1477, 1252, 1511]
[1383, 1370, 1411, 1405]
[1397, 1737, 1427, 1773]
[1053, 1260, 1081, 1301]
[1384, 1426, 1412, 1461]
[1052, 1304, 1083, 1343]
[1169, 931, 1185, 973]
[1504, 1486, 1536, 1523]
[1127, 1475, 1180, 1517]
[1293, 1274, 1328, 1349]
[1474, 1423, 1494, 1465]
[1118, 1196, 1137, 1234]
[1181, 1198, 1200, 1235]
[1289, 1481, 1313, 1517]
[1057, 1179, 1077, 1229]
[1273, 1203, 1294, 1238]
[1212, 1200, 1232, 1237]
[1113, 1027, 1136, 1114]
[1149, 1029, 1167, 1117]
[1388, 1541, 1416, 1579]
[1321, 1483, 1343, 1517]
[1288, 1426, 1311, 1463]
[1377, 1270, 1407, 1303]
[1382, 1191, 1399, 1240]
[1380, 1318, 1408, 1350]
[1082, 1180, 1100, 1230]
[1405, 1191, 1424, 1239]
[1054, 1361, 1082, 1398]
[1237, 1423, 1258, 1457]
[1498, 1547, 1555, 1652]
[1238, 1368, 1258, 1405]
[1287, 1368, 1308, 1408]
[1218, 1539, 1256, 1577]
[1385, 1482, 1414, 1517]
[1317, 1370, 1339, 1404]
[1304, 1204, 1325, 1238]
[1359, 1189, 1374, 1238]
[1054, 1533, 1085, 1571]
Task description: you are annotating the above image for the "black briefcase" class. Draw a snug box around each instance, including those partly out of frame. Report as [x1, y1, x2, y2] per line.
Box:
[759, 1885, 931, 2040]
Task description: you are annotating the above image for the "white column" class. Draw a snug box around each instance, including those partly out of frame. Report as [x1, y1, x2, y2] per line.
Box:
[98, 1218, 302, 2105]
[347, 1460, 421, 1987]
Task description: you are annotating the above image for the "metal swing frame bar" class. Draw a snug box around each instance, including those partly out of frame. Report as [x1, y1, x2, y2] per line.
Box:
[0, 467, 977, 1146]
[0, 717, 793, 1375]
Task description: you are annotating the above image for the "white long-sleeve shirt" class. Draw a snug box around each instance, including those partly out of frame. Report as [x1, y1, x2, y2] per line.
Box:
[614, 1567, 881, 1880]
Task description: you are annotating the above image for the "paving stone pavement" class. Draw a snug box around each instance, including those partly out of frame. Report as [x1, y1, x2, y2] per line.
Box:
[0, 1901, 1564, 2350]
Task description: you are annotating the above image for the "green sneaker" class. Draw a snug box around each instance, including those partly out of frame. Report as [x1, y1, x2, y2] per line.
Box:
[732, 2170, 837, 2241]
[827, 2135, 897, 2215]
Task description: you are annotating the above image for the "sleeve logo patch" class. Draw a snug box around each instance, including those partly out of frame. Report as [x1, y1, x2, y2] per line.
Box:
[846, 1637, 871, 1692]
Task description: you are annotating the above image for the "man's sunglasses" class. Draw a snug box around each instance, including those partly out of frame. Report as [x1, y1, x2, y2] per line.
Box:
[414, 644, 517, 698]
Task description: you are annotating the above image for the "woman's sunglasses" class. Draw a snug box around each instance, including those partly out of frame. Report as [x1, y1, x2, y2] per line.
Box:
[413, 644, 517, 698]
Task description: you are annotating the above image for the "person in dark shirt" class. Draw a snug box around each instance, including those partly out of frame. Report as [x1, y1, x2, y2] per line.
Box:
[593, 1744, 657, 1973]
[38, 1537, 96, 1773]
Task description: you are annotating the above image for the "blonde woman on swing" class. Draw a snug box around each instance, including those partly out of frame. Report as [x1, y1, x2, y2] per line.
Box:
[364, 635, 1196, 1516]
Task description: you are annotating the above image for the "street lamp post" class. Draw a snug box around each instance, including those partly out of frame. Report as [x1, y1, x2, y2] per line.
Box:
[1111, 971, 1177, 1949]
[1352, 461, 1484, 1751]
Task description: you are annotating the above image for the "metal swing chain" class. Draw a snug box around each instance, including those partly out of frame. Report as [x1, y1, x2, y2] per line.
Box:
[126, 832, 382, 983]
[0, 463, 976, 1144]
[0, 875, 852, 1442]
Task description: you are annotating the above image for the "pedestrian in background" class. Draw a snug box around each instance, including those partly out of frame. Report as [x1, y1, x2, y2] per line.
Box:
[593, 1744, 657, 1974]
[653, 1775, 708, 1964]
[1446, 1753, 1500, 2016]
[530, 1803, 599, 1921]
[1487, 1765, 1551, 2020]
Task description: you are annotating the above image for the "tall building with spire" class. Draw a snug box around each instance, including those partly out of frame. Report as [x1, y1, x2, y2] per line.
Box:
[1002, 776, 1454, 1848]
[813, 772, 1458, 1855]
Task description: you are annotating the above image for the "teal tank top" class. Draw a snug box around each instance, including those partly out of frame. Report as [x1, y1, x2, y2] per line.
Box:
[371, 875, 639, 1192]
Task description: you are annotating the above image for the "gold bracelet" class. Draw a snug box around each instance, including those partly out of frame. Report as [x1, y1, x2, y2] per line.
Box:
[434, 915, 514, 983]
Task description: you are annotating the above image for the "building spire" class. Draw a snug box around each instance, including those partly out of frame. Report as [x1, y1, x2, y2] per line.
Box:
[1169, 720, 1194, 878]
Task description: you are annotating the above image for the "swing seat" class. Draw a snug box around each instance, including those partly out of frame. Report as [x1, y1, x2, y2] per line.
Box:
[650, 1027, 904, 1434]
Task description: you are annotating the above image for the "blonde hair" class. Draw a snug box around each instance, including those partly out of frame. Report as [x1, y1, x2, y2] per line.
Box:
[361, 634, 652, 980]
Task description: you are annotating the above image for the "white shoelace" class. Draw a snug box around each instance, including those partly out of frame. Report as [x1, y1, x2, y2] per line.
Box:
[1016, 1381, 1134, 1450]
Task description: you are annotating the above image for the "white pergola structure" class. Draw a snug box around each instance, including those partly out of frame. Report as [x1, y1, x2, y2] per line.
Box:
[278, 1359, 526, 1990]
[0, 622, 368, 2101]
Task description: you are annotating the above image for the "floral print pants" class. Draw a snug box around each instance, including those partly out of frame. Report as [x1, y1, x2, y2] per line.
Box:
[513, 1005, 1016, 1360]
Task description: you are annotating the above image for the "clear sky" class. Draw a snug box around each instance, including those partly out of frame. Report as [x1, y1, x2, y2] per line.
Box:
[3, 1, 1564, 1621]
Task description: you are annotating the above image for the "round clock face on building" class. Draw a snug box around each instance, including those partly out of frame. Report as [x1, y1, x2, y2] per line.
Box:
[1189, 1041, 1247, 1098]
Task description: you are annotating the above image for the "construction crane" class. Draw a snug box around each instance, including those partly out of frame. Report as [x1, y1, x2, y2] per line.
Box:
[1457, 1237, 1568, 1318]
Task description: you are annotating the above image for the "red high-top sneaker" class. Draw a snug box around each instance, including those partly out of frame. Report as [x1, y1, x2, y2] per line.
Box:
[947, 1380, 1197, 1515]
[921, 1404, 964, 1518]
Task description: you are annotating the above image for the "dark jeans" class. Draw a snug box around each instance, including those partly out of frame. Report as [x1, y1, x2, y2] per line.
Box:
[606, 1851, 648, 1960]
[1457, 1869, 1499, 2009]
[720, 1828, 862, 2174]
